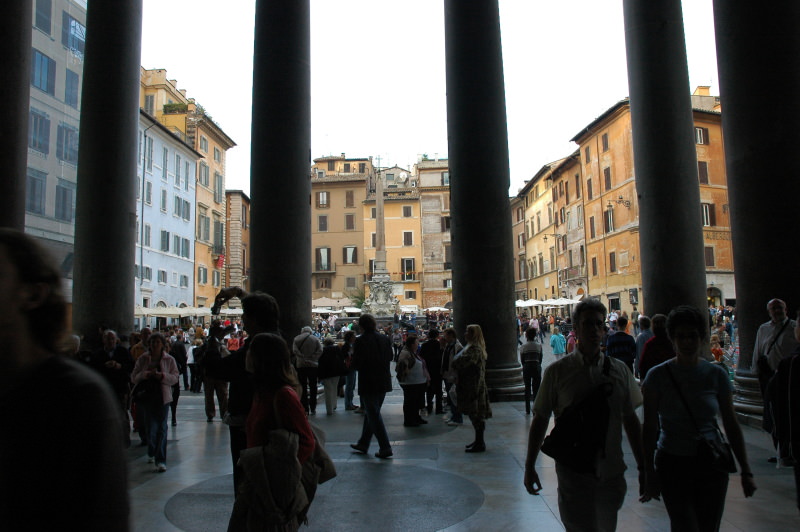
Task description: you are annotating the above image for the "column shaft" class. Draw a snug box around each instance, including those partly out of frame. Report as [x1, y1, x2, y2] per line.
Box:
[0, 0, 32, 230]
[250, 0, 311, 343]
[623, 0, 707, 316]
[444, 0, 522, 397]
[73, 1, 143, 346]
[713, 2, 800, 390]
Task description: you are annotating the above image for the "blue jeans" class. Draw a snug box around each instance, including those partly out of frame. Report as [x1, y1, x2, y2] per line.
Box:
[357, 392, 391, 451]
[345, 370, 357, 408]
[146, 403, 170, 463]
[445, 381, 462, 422]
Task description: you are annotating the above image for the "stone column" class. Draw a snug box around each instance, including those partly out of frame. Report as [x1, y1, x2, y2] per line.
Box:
[249, 0, 311, 343]
[0, 0, 32, 230]
[622, 0, 707, 316]
[444, 0, 522, 398]
[73, 1, 143, 347]
[713, 2, 800, 414]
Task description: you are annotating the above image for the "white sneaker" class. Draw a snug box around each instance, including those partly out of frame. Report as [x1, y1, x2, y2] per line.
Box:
[156, 463, 167, 472]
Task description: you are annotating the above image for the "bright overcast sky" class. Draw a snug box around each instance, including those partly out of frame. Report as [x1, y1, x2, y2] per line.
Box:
[141, 0, 718, 196]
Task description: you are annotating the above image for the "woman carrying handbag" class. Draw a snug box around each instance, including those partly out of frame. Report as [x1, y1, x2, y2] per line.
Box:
[641, 306, 756, 531]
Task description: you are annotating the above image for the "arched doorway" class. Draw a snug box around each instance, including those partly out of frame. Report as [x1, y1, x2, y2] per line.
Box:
[706, 286, 722, 308]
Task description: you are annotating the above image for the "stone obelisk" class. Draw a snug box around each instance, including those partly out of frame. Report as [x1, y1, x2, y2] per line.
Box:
[362, 171, 399, 316]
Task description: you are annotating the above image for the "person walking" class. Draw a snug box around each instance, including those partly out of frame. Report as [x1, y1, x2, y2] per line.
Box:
[550, 327, 567, 360]
[452, 324, 492, 453]
[317, 336, 346, 415]
[293, 326, 322, 415]
[519, 327, 543, 415]
[641, 305, 756, 529]
[350, 314, 394, 458]
[420, 329, 444, 415]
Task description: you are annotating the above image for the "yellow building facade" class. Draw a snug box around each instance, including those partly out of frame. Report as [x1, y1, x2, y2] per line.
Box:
[415, 157, 453, 309]
[226, 190, 251, 300]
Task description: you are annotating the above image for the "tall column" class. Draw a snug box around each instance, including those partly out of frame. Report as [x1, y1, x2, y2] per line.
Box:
[73, 1, 143, 347]
[0, 0, 32, 230]
[444, 0, 522, 398]
[250, 0, 311, 343]
[622, 0, 707, 316]
[713, 2, 800, 413]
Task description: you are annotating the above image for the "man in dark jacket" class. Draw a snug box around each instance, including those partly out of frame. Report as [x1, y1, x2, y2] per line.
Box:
[350, 313, 394, 459]
[89, 330, 134, 421]
[205, 287, 280, 493]
[420, 329, 444, 414]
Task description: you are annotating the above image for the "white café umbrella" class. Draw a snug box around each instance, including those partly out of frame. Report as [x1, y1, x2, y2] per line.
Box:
[312, 307, 334, 314]
[342, 307, 362, 314]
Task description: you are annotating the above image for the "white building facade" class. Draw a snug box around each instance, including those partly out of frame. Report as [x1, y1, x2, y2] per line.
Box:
[135, 110, 201, 326]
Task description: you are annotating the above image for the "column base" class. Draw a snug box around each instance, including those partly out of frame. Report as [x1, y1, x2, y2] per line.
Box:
[486, 365, 524, 402]
[733, 372, 763, 417]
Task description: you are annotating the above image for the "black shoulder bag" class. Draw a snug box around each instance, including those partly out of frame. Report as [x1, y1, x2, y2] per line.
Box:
[664, 365, 737, 473]
[540, 356, 613, 477]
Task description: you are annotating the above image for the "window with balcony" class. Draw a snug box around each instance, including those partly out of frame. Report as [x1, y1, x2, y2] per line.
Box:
[316, 247, 331, 271]
[401, 258, 416, 281]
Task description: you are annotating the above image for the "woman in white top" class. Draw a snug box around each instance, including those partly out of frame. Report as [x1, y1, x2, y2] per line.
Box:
[396, 335, 429, 427]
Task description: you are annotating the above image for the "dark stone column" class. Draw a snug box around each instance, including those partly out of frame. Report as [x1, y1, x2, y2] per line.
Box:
[623, 0, 707, 316]
[249, 0, 311, 343]
[713, 2, 800, 415]
[0, 0, 32, 230]
[444, 0, 522, 398]
[73, 1, 142, 347]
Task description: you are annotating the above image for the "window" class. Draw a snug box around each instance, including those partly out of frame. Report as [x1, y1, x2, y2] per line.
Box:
[144, 95, 154, 115]
[327, 161, 335, 171]
[198, 209, 210, 241]
[577, 205, 584, 227]
[564, 181, 569, 203]
[317, 191, 329, 208]
[602, 133, 609, 152]
[185, 162, 191, 190]
[371, 207, 376, 219]
[316, 277, 330, 289]
[517, 233, 525, 249]
[315, 247, 331, 271]
[160, 189, 167, 212]
[144, 181, 152, 205]
[701, 203, 716, 227]
[584, 146, 591, 165]
[175, 154, 182, 187]
[589, 216, 596, 239]
[559, 207, 565, 225]
[547, 203, 553, 225]
[180, 275, 189, 288]
[318, 215, 328, 232]
[603, 167, 612, 191]
[142, 266, 152, 281]
[591, 257, 598, 276]
[575, 174, 581, 198]
[343, 246, 358, 264]
[401, 258, 415, 280]
[197, 266, 208, 284]
[371, 233, 376, 248]
[28, 109, 50, 154]
[704, 246, 715, 267]
[62, 12, 86, 58]
[345, 213, 355, 231]
[158, 270, 167, 284]
[443, 279, 453, 288]
[386, 173, 395, 181]
[54, 179, 74, 221]
[405, 291, 417, 300]
[35, 0, 52, 34]
[174, 195, 181, 216]
[566, 211, 572, 230]
[346, 277, 357, 289]
[212, 270, 221, 287]
[183, 200, 191, 221]
[444, 245, 452, 269]
[587, 178, 593, 200]
[162, 148, 169, 180]
[344, 163, 351, 172]
[442, 171, 450, 186]
[214, 172, 223, 203]
[214, 147, 221, 163]
[31, 49, 55, 95]
[695, 127, 710, 145]
[65, 69, 79, 108]
[609, 252, 617, 272]
[518, 259, 526, 280]
[160, 230, 170, 252]
[144, 224, 151, 247]
[26, 168, 46, 215]
[199, 163, 210, 186]
[145, 136, 153, 171]
[403, 231, 413, 246]
[403, 206, 412, 217]
[200, 136, 208, 152]
[56, 124, 79, 164]
[697, 161, 709, 184]
[213, 217, 225, 251]
[604, 208, 614, 233]
[345, 190, 354, 208]
[536, 212, 541, 233]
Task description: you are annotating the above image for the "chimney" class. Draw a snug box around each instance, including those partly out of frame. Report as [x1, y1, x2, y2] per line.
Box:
[693, 86, 711, 96]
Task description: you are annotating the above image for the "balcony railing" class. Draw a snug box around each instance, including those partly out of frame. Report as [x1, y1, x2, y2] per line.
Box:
[313, 262, 337, 274]
[558, 265, 586, 282]
[212, 244, 225, 255]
